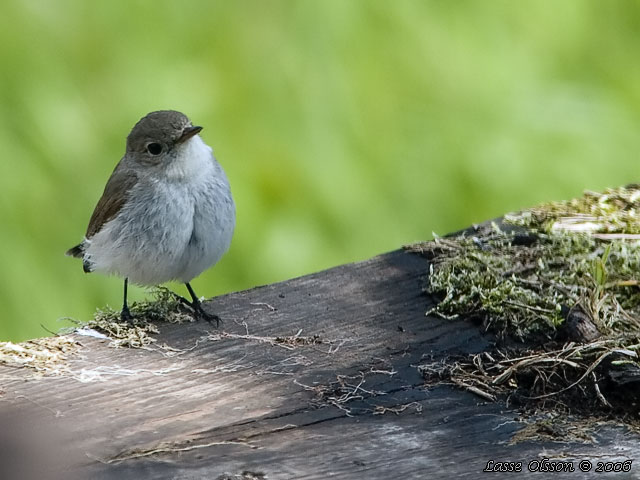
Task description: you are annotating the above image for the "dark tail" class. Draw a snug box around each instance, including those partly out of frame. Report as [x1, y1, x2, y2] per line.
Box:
[66, 244, 84, 258]
[66, 243, 94, 273]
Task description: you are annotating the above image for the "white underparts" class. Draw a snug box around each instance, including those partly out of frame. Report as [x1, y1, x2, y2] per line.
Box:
[84, 135, 236, 285]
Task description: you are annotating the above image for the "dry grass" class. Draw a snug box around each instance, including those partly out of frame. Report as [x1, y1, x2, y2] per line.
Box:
[0, 287, 198, 375]
[70, 287, 195, 349]
[0, 336, 80, 376]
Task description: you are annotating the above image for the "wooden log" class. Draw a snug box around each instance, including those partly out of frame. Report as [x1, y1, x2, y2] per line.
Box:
[0, 249, 638, 479]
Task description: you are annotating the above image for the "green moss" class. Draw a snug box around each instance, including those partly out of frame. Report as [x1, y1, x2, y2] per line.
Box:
[409, 187, 640, 341]
[412, 226, 640, 340]
[85, 287, 194, 348]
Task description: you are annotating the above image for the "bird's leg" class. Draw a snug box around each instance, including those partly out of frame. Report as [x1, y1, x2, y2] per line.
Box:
[185, 282, 221, 326]
[121, 277, 134, 323]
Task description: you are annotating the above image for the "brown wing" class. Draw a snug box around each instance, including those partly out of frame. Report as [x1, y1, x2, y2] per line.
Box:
[86, 161, 139, 238]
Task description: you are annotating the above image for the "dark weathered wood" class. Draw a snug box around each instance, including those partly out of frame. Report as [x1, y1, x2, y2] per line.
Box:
[1, 250, 638, 479]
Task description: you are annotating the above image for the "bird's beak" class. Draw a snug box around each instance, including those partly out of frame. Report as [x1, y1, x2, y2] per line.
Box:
[177, 125, 203, 143]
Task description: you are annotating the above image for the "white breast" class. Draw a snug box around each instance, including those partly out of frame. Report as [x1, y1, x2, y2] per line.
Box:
[85, 135, 236, 285]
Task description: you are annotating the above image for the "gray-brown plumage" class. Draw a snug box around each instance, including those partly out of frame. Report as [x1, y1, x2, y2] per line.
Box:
[67, 111, 200, 259]
[66, 166, 139, 269]
[66, 110, 236, 323]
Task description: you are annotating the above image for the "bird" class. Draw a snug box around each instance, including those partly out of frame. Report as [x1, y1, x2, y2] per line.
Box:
[66, 110, 235, 324]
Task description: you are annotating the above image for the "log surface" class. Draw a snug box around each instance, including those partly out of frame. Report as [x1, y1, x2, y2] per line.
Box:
[1, 250, 638, 479]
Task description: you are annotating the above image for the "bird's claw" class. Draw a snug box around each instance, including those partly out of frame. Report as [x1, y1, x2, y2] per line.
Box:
[193, 302, 221, 327]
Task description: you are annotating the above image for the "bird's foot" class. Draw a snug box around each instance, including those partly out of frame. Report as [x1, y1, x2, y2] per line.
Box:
[174, 284, 221, 327]
[191, 299, 221, 327]
[120, 305, 134, 324]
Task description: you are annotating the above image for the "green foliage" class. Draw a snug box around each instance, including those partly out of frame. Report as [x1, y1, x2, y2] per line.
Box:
[2, 1, 640, 340]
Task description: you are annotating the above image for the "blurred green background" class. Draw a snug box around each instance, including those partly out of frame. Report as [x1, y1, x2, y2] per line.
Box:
[1, 1, 640, 341]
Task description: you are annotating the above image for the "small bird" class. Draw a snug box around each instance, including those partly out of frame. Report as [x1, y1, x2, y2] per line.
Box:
[66, 110, 235, 324]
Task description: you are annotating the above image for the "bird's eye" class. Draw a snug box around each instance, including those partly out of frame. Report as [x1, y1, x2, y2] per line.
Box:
[146, 143, 163, 155]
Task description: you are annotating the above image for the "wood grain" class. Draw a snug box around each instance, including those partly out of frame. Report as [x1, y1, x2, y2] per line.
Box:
[1, 250, 637, 479]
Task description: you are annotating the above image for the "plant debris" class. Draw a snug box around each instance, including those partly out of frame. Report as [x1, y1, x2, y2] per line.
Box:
[294, 367, 400, 416]
[215, 472, 267, 480]
[506, 185, 640, 235]
[419, 339, 640, 413]
[0, 288, 198, 376]
[79, 287, 195, 348]
[0, 336, 80, 375]
[509, 413, 599, 445]
[206, 330, 324, 350]
[407, 185, 640, 415]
